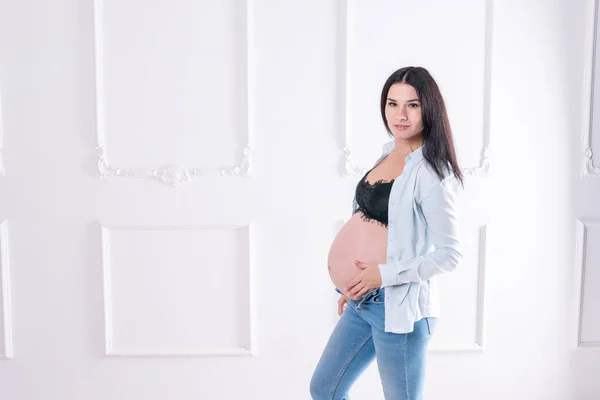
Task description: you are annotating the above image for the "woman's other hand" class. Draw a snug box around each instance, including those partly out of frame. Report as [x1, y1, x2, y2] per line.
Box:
[337, 294, 349, 316]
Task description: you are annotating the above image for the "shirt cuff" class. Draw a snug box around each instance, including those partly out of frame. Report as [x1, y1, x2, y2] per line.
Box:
[378, 263, 406, 287]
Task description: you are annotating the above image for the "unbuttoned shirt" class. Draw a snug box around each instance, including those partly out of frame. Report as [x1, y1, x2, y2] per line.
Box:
[353, 141, 463, 334]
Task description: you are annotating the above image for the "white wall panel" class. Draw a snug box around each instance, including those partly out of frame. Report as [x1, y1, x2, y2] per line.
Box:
[575, 219, 600, 347]
[94, 0, 253, 185]
[583, 0, 600, 177]
[578, 0, 600, 352]
[0, 221, 12, 359]
[430, 225, 487, 352]
[340, 0, 493, 178]
[0, 0, 594, 398]
[0, 89, 4, 176]
[100, 223, 254, 357]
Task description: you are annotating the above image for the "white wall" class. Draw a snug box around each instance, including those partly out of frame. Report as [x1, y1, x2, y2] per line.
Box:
[573, 0, 600, 398]
[0, 0, 597, 399]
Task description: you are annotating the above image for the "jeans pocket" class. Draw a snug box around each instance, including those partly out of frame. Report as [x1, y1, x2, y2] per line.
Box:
[425, 317, 438, 336]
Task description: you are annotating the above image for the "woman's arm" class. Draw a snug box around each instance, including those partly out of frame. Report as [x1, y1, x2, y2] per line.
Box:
[377, 175, 462, 287]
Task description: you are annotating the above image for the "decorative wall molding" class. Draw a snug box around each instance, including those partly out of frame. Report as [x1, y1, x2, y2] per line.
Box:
[339, 0, 494, 178]
[0, 221, 13, 359]
[583, 0, 600, 177]
[574, 219, 600, 349]
[430, 225, 487, 353]
[464, 146, 491, 178]
[92, 0, 254, 187]
[584, 147, 600, 177]
[342, 147, 368, 178]
[99, 222, 256, 357]
[220, 145, 252, 177]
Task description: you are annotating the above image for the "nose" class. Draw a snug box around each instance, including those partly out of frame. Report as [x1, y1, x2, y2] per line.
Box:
[395, 105, 408, 121]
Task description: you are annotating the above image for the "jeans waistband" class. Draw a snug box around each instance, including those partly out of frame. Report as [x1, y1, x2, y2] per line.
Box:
[335, 287, 384, 309]
[355, 287, 384, 309]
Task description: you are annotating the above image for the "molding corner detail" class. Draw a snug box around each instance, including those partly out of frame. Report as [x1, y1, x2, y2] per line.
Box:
[464, 146, 491, 178]
[584, 147, 600, 177]
[342, 147, 368, 177]
[221, 145, 252, 177]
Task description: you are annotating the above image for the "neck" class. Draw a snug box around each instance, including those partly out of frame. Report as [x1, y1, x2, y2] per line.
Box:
[390, 136, 423, 155]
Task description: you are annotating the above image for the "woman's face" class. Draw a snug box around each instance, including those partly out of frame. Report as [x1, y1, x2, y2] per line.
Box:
[384, 83, 424, 141]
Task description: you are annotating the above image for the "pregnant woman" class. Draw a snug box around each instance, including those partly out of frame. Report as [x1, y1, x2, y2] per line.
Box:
[310, 66, 464, 400]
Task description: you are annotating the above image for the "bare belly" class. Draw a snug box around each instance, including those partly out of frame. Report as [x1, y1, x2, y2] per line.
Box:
[327, 212, 388, 295]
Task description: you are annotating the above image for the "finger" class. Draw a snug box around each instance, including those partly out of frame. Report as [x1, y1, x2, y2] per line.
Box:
[356, 286, 371, 299]
[346, 277, 360, 294]
[350, 283, 366, 299]
[347, 281, 361, 297]
[338, 297, 347, 316]
[353, 285, 369, 300]
[352, 284, 366, 298]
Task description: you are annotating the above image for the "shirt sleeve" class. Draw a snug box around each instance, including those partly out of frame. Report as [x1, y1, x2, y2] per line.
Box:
[377, 174, 463, 287]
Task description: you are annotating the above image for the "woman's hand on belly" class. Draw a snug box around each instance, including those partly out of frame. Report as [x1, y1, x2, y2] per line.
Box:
[327, 213, 388, 294]
[346, 260, 383, 300]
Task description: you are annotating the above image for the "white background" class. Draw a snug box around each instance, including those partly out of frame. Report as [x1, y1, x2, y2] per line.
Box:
[0, 0, 598, 399]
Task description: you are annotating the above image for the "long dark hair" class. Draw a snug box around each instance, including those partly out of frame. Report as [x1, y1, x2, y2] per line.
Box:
[380, 66, 464, 185]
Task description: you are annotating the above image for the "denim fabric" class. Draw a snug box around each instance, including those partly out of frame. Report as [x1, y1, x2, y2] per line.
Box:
[310, 288, 438, 400]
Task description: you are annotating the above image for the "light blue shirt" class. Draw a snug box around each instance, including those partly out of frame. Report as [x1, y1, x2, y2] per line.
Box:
[354, 141, 463, 334]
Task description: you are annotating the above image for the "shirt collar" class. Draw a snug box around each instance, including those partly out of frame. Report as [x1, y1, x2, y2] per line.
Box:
[382, 140, 425, 164]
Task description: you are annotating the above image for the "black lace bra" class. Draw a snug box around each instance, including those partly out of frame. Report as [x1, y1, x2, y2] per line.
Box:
[353, 167, 394, 227]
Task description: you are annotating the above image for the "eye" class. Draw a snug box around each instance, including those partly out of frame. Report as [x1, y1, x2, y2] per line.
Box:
[408, 103, 420, 108]
[387, 102, 397, 107]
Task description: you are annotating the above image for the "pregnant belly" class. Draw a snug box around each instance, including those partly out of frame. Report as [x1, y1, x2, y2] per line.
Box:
[327, 212, 388, 295]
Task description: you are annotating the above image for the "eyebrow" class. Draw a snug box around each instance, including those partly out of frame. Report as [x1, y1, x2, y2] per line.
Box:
[387, 98, 420, 103]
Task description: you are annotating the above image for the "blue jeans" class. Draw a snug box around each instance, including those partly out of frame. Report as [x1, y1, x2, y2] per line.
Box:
[310, 288, 437, 400]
